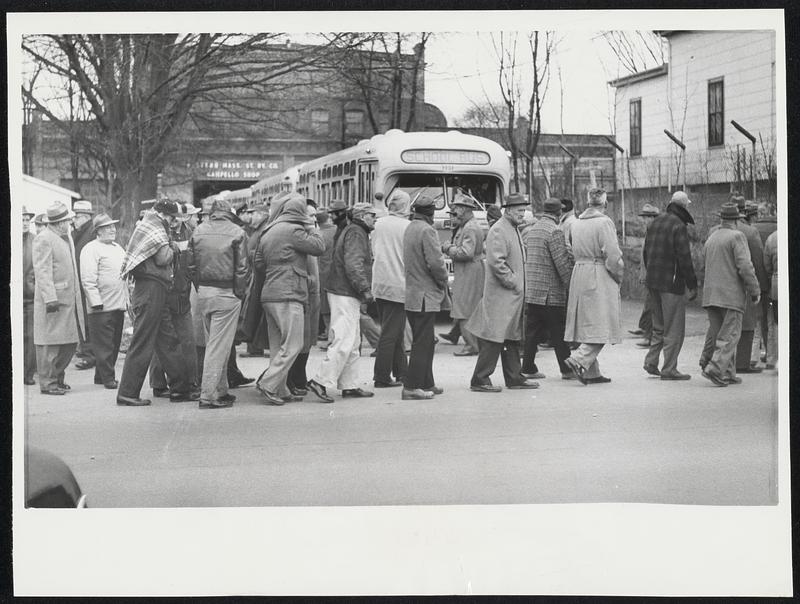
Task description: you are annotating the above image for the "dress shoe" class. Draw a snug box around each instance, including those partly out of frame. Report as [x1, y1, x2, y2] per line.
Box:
[170, 390, 200, 402]
[508, 380, 540, 389]
[564, 357, 587, 385]
[219, 393, 236, 403]
[470, 383, 503, 393]
[635, 341, 651, 348]
[288, 386, 308, 396]
[737, 367, 763, 374]
[402, 388, 434, 400]
[116, 395, 152, 406]
[307, 380, 334, 403]
[701, 370, 728, 387]
[660, 371, 691, 381]
[374, 379, 403, 388]
[521, 371, 546, 380]
[643, 363, 661, 376]
[282, 394, 304, 403]
[24, 377, 36, 385]
[57, 382, 71, 390]
[199, 399, 233, 409]
[628, 328, 645, 336]
[424, 386, 444, 395]
[561, 373, 577, 380]
[453, 349, 478, 357]
[723, 376, 743, 385]
[74, 359, 94, 370]
[342, 388, 374, 398]
[585, 376, 612, 384]
[152, 387, 170, 398]
[229, 376, 255, 388]
[41, 386, 66, 395]
[255, 383, 285, 405]
[438, 332, 458, 345]
[104, 380, 119, 390]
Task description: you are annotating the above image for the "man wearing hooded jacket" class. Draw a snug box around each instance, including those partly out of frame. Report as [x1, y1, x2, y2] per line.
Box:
[642, 190, 698, 380]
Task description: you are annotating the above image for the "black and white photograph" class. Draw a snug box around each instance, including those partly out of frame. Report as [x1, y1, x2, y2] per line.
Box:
[9, 8, 791, 597]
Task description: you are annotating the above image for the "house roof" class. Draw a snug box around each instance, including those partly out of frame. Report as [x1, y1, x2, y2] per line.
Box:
[22, 174, 81, 198]
[608, 64, 668, 88]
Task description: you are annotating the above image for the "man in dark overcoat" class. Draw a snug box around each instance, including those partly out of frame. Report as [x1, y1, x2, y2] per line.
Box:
[71, 199, 96, 370]
[467, 193, 539, 393]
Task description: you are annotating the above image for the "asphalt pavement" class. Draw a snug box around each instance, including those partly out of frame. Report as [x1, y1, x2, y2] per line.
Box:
[22, 300, 780, 507]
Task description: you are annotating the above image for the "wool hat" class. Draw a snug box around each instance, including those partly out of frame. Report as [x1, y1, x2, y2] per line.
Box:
[44, 201, 75, 223]
[543, 198, 563, 213]
[717, 202, 741, 220]
[328, 199, 348, 213]
[73, 199, 95, 215]
[411, 194, 435, 209]
[638, 203, 660, 217]
[210, 197, 233, 215]
[351, 202, 377, 218]
[670, 191, 692, 208]
[486, 205, 502, 222]
[153, 199, 180, 216]
[92, 212, 119, 231]
[502, 193, 527, 208]
[22, 206, 35, 218]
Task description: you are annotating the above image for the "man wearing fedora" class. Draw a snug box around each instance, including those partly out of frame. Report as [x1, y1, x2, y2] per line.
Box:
[521, 197, 575, 381]
[71, 199, 97, 371]
[79, 213, 127, 389]
[563, 188, 624, 384]
[442, 193, 485, 358]
[399, 195, 450, 400]
[22, 206, 37, 385]
[117, 199, 195, 406]
[700, 202, 760, 386]
[467, 193, 539, 393]
[641, 191, 698, 380]
[32, 201, 85, 395]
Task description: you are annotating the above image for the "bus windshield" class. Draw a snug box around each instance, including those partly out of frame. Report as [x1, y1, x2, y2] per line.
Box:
[387, 173, 501, 210]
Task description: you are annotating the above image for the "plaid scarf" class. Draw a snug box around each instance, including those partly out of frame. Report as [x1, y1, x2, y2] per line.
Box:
[120, 211, 171, 278]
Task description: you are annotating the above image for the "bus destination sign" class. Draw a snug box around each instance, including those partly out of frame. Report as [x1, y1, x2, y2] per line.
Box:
[401, 149, 490, 165]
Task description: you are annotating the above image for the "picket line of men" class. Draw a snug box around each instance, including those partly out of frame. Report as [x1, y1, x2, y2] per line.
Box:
[23, 186, 778, 406]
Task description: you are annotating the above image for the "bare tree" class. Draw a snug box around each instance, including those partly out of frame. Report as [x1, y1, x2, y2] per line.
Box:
[601, 31, 666, 75]
[22, 33, 367, 227]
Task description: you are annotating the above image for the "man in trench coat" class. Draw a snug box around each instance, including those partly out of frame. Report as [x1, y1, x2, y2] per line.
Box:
[33, 202, 85, 395]
[466, 193, 539, 393]
[563, 188, 624, 384]
[442, 194, 485, 357]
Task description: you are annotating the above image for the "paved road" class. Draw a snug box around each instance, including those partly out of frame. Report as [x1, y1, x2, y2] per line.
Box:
[22, 301, 780, 507]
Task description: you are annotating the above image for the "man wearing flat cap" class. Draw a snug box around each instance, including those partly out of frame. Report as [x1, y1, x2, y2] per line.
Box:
[466, 193, 539, 393]
[71, 199, 97, 371]
[117, 199, 195, 406]
[442, 193, 485, 357]
[521, 197, 575, 381]
[32, 202, 85, 395]
[563, 188, 624, 384]
[641, 190, 698, 380]
[22, 206, 37, 384]
[308, 202, 377, 403]
[699, 202, 760, 386]
[399, 194, 450, 400]
[79, 213, 127, 389]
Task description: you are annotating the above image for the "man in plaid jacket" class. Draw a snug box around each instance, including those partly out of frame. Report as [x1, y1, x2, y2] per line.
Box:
[522, 198, 575, 380]
[642, 190, 698, 380]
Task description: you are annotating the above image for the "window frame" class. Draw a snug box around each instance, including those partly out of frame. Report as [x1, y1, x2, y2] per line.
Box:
[708, 78, 725, 148]
[629, 98, 642, 157]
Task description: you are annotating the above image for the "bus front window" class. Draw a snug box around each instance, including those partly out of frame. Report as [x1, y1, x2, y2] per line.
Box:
[389, 174, 501, 209]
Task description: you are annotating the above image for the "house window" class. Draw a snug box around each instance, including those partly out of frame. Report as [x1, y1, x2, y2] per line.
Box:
[629, 99, 641, 157]
[311, 110, 329, 135]
[345, 110, 364, 136]
[708, 78, 724, 147]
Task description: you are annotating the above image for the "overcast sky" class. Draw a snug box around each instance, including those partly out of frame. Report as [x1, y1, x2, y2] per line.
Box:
[425, 31, 633, 135]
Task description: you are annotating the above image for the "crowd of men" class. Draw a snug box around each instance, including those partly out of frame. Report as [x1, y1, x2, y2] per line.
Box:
[22, 185, 779, 409]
